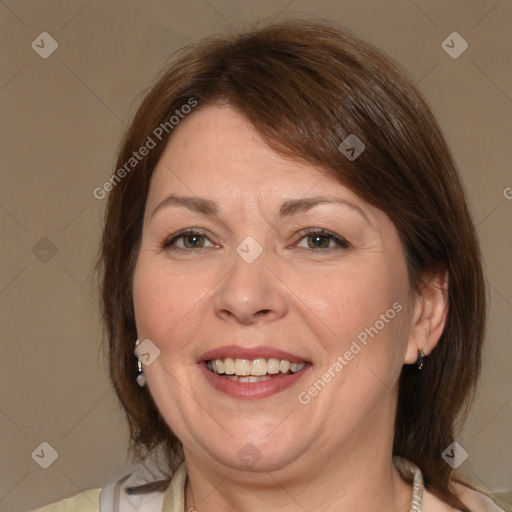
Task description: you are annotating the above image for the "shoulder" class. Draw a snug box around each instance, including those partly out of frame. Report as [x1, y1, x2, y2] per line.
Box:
[394, 457, 508, 512]
[29, 464, 165, 512]
[453, 481, 510, 512]
[423, 480, 509, 512]
[29, 470, 166, 512]
[30, 488, 101, 512]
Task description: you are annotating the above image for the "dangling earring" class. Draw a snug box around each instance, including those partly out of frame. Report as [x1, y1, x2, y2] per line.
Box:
[135, 339, 146, 387]
[416, 349, 426, 371]
[136, 359, 146, 387]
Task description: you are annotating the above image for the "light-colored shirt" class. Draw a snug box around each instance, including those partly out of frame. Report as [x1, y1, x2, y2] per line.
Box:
[31, 458, 508, 512]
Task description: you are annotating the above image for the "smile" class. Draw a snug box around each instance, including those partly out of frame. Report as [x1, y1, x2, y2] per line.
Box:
[206, 357, 307, 382]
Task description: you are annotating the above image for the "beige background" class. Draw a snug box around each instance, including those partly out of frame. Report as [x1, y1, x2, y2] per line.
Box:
[1, 1, 511, 511]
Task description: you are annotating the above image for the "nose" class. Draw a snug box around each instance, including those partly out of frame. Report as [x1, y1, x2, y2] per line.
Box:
[212, 242, 289, 325]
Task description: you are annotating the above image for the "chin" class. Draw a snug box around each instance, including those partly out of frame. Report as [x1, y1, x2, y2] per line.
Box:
[197, 430, 304, 474]
[210, 446, 300, 474]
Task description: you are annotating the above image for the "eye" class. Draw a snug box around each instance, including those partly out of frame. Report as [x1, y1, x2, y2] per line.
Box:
[161, 228, 348, 252]
[295, 229, 349, 250]
[162, 229, 217, 250]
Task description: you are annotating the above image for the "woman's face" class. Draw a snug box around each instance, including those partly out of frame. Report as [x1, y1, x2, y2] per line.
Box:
[133, 104, 419, 474]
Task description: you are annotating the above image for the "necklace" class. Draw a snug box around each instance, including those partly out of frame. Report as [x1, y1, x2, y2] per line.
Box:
[186, 476, 197, 511]
[410, 463, 424, 511]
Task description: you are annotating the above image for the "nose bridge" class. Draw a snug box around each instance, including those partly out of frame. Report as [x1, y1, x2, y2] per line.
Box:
[212, 235, 288, 324]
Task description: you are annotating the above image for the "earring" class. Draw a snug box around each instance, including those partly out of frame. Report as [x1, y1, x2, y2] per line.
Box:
[416, 349, 426, 371]
[136, 359, 146, 387]
[135, 339, 146, 387]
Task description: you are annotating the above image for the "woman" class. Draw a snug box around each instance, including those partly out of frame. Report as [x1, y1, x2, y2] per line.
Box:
[34, 19, 507, 512]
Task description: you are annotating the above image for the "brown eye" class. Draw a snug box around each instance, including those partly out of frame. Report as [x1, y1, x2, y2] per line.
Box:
[163, 229, 215, 250]
[296, 229, 349, 250]
[307, 233, 331, 249]
[180, 232, 206, 248]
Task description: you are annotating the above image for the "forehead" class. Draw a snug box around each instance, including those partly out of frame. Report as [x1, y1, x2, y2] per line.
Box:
[148, 104, 359, 205]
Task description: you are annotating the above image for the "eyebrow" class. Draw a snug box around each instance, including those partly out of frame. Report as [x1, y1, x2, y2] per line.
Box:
[151, 194, 370, 224]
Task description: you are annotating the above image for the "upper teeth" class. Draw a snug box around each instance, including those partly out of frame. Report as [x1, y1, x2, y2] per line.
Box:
[207, 358, 306, 376]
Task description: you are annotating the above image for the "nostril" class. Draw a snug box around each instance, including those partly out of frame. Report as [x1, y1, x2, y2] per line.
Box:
[255, 309, 272, 316]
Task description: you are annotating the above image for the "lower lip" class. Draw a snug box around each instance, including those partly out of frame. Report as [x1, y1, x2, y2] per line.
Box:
[199, 363, 312, 400]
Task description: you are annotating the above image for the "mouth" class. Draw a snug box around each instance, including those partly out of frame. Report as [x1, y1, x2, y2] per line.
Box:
[205, 357, 309, 382]
[198, 346, 312, 399]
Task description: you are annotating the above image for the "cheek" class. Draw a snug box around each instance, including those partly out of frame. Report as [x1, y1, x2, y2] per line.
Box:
[308, 265, 406, 347]
[133, 261, 167, 339]
[132, 256, 199, 345]
[304, 262, 411, 395]
[305, 272, 410, 423]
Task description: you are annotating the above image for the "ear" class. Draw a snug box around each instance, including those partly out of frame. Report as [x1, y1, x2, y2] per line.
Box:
[404, 269, 449, 365]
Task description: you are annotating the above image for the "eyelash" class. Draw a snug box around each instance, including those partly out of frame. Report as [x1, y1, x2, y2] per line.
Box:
[161, 228, 349, 252]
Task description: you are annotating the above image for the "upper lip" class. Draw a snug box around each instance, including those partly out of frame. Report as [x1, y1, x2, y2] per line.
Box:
[199, 345, 310, 364]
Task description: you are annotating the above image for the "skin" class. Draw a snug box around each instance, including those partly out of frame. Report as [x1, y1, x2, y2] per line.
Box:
[132, 104, 449, 512]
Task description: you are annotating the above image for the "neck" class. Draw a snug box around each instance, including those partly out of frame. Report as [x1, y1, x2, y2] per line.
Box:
[182, 399, 412, 512]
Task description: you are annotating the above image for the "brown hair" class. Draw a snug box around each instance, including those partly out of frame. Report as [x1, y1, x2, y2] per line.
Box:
[97, 19, 485, 509]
